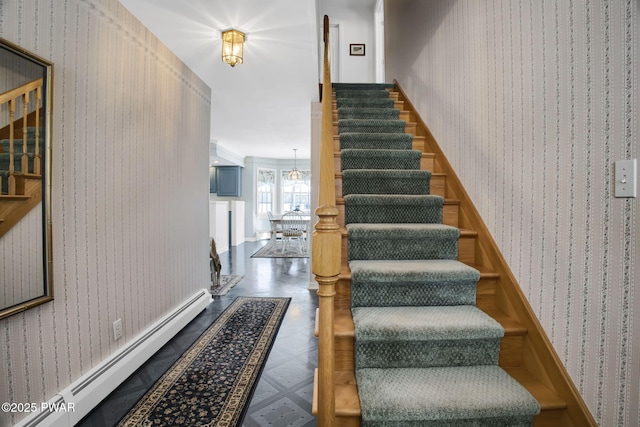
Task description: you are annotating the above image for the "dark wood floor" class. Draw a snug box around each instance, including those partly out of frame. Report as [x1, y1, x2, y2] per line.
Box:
[80, 240, 318, 427]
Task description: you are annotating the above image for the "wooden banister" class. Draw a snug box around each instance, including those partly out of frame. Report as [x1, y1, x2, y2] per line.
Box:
[0, 78, 43, 195]
[313, 14, 339, 427]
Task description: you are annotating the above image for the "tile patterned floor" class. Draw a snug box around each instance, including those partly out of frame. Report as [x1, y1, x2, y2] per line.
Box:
[80, 241, 318, 427]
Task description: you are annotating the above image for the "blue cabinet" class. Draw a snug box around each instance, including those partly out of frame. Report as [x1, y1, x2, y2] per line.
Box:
[209, 167, 217, 193]
[216, 166, 242, 197]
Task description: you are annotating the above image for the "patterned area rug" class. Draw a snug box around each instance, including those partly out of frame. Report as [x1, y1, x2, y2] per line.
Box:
[117, 297, 290, 427]
[251, 242, 309, 258]
[211, 274, 244, 296]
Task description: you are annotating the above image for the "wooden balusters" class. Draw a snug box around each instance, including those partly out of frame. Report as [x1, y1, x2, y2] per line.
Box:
[34, 86, 41, 175]
[8, 98, 16, 195]
[21, 91, 30, 174]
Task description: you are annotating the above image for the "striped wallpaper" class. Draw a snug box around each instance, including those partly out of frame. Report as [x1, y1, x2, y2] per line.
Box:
[385, 1, 638, 426]
[0, 0, 211, 425]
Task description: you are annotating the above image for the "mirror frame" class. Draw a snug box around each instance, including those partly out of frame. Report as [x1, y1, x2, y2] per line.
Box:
[0, 38, 53, 319]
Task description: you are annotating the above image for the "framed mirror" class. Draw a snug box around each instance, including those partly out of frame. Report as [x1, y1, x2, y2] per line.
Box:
[0, 38, 53, 319]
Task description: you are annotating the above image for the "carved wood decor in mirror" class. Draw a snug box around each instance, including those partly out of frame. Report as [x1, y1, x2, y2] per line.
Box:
[0, 38, 53, 319]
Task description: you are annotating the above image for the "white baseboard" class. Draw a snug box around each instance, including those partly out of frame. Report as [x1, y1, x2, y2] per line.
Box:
[15, 289, 213, 427]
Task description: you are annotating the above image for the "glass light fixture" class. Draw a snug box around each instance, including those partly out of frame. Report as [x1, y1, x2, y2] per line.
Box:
[221, 29, 245, 67]
[287, 149, 303, 181]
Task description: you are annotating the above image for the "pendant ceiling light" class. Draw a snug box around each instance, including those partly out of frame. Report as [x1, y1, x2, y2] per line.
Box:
[287, 149, 303, 181]
[221, 29, 245, 67]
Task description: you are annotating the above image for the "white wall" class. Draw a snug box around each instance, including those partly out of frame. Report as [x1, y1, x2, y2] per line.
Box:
[320, 0, 376, 83]
[385, 1, 638, 426]
[0, 1, 211, 425]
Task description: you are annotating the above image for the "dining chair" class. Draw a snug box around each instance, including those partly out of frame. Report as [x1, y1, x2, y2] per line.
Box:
[279, 211, 306, 253]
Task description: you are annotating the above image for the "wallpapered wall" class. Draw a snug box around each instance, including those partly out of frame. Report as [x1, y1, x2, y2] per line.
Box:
[0, 0, 212, 424]
[385, 1, 638, 426]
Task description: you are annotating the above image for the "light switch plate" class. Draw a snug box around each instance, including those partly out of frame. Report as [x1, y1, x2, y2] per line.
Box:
[615, 159, 637, 198]
[113, 318, 123, 341]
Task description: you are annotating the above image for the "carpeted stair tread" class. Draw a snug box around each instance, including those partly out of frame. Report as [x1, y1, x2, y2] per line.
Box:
[338, 119, 406, 134]
[336, 98, 396, 108]
[333, 83, 395, 90]
[337, 107, 400, 120]
[339, 133, 414, 150]
[347, 223, 460, 261]
[340, 149, 422, 171]
[342, 169, 431, 196]
[347, 223, 460, 239]
[353, 305, 504, 341]
[352, 306, 504, 368]
[344, 194, 443, 224]
[356, 365, 540, 425]
[349, 259, 479, 307]
[335, 90, 391, 99]
[349, 259, 480, 283]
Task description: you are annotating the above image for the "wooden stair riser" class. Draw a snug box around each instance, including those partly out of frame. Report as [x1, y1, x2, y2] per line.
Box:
[335, 276, 352, 311]
[500, 335, 525, 367]
[335, 334, 355, 371]
[421, 153, 435, 171]
[412, 136, 426, 152]
[430, 174, 446, 197]
[533, 410, 572, 427]
[475, 276, 498, 310]
[442, 201, 459, 227]
[457, 230, 477, 264]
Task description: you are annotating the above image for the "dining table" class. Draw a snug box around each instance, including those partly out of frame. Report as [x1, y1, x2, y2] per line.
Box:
[269, 212, 311, 248]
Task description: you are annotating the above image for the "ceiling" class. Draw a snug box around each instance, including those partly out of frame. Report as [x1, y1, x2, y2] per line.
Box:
[119, 0, 322, 165]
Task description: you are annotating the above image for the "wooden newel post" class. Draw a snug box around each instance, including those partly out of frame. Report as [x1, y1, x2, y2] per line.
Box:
[314, 14, 339, 427]
[313, 205, 340, 427]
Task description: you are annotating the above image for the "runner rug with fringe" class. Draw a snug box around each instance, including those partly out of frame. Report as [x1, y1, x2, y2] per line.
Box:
[117, 296, 290, 427]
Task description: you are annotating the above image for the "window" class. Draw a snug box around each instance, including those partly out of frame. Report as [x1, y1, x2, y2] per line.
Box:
[257, 168, 275, 215]
[281, 170, 311, 213]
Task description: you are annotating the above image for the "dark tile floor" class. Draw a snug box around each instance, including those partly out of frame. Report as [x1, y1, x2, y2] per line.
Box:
[80, 241, 318, 427]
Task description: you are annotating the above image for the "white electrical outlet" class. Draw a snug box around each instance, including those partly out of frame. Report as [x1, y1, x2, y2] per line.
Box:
[113, 319, 123, 341]
[615, 159, 637, 198]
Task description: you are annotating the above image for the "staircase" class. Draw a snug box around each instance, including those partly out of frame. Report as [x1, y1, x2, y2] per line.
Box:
[312, 82, 596, 426]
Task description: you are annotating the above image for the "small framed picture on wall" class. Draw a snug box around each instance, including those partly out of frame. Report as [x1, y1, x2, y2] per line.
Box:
[350, 44, 365, 56]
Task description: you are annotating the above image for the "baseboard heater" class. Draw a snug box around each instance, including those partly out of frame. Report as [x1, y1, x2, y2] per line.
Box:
[15, 289, 213, 427]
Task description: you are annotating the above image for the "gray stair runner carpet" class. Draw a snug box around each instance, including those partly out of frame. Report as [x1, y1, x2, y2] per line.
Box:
[336, 84, 540, 425]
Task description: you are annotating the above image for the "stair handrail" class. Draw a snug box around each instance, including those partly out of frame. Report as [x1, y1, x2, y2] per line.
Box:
[0, 78, 43, 195]
[313, 14, 339, 427]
